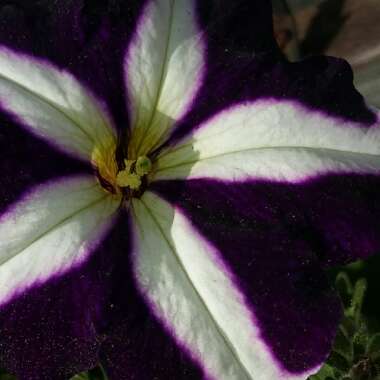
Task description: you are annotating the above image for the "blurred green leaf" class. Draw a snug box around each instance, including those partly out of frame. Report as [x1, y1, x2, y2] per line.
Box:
[309, 364, 336, 380]
[0, 369, 16, 380]
[0, 363, 109, 380]
[70, 374, 90, 380]
[350, 279, 367, 325]
[327, 351, 350, 373]
[309, 271, 380, 380]
[70, 365, 108, 380]
[367, 333, 380, 357]
[336, 272, 354, 308]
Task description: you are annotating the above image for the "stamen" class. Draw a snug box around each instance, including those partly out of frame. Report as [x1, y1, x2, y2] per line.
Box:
[116, 156, 152, 192]
[92, 140, 152, 196]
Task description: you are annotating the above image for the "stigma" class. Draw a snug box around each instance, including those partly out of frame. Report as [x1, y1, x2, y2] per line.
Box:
[116, 156, 152, 191]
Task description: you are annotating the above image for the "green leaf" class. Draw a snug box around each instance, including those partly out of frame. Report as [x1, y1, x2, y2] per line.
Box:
[0, 369, 17, 380]
[336, 272, 354, 308]
[70, 374, 90, 380]
[334, 327, 353, 361]
[349, 279, 367, 324]
[69, 364, 108, 380]
[310, 272, 375, 380]
[308, 363, 336, 380]
[352, 326, 369, 361]
[340, 317, 357, 340]
[0, 374, 17, 380]
[327, 351, 350, 373]
[367, 333, 380, 357]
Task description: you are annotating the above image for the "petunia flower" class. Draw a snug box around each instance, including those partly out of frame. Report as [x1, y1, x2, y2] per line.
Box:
[0, 0, 379, 379]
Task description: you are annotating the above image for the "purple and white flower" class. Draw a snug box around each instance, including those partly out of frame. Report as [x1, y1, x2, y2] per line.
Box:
[0, 1, 379, 379]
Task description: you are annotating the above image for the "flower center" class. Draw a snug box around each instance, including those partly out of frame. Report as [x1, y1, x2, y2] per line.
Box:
[116, 156, 152, 191]
[92, 138, 153, 198]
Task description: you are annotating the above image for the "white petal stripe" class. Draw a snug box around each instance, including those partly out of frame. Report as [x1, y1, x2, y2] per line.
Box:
[0, 176, 119, 306]
[131, 192, 314, 380]
[0, 46, 116, 161]
[125, 0, 205, 157]
[155, 101, 380, 182]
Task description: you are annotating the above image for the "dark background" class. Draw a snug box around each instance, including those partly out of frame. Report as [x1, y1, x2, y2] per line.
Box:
[273, 0, 380, 107]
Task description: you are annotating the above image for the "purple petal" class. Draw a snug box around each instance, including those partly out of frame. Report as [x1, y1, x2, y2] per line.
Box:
[0, 208, 204, 379]
[0, 111, 90, 215]
[0, 176, 119, 379]
[156, 101, 380, 184]
[0, 220, 117, 380]
[0, 0, 148, 130]
[100, 289, 204, 380]
[151, 174, 380, 374]
[196, 0, 277, 56]
[124, 0, 206, 157]
[169, 45, 376, 145]
[0, 46, 118, 163]
[130, 192, 321, 379]
[98, 212, 204, 380]
[0, 268, 102, 380]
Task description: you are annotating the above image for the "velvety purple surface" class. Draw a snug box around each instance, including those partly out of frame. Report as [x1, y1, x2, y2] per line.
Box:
[0, 0, 378, 379]
[168, 55, 376, 146]
[0, 0, 147, 135]
[152, 174, 380, 372]
[0, 111, 91, 214]
[0, 211, 203, 380]
[0, 256, 104, 380]
[99, 213, 204, 380]
[0, 1, 206, 377]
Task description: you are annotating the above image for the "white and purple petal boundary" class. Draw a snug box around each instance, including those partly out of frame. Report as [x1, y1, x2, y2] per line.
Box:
[131, 191, 317, 380]
[125, 0, 205, 157]
[0, 176, 119, 307]
[0, 46, 117, 162]
[156, 100, 380, 182]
